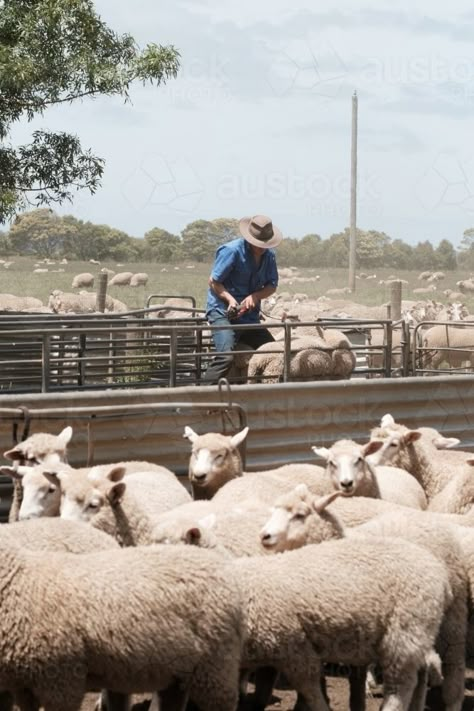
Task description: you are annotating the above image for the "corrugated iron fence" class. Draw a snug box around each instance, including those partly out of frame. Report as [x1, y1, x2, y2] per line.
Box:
[1, 375, 474, 519]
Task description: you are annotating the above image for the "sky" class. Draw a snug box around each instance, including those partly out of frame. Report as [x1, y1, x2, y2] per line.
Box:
[10, 0, 474, 245]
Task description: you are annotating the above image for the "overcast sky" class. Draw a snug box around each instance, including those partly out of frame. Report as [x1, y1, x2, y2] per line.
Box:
[11, 0, 474, 245]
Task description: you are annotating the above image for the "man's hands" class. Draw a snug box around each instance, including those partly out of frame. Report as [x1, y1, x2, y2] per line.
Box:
[241, 293, 260, 311]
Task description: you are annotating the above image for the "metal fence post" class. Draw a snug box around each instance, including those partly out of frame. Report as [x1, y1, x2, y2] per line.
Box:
[283, 323, 291, 382]
[42, 333, 50, 393]
[169, 329, 177, 388]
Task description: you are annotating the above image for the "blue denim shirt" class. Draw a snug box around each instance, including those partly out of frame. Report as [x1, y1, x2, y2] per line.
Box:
[206, 238, 278, 324]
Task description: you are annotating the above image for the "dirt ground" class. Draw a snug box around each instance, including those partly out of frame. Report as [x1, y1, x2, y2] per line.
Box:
[78, 672, 474, 710]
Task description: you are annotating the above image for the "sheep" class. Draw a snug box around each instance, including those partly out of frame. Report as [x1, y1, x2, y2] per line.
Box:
[33, 267, 48, 273]
[100, 267, 115, 277]
[325, 286, 352, 296]
[48, 464, 191, 546]
[444, 289, 466, 302]
[418, 271, 433, 281]
[260, 485, 466, 709]
[184, 425, 249, 499]
[130, 272, 149, 287]
[312, 438, 428, 509]
[48, 290, 119, 314]
[370, 414, 474, 506]
[247, 330, 355, 383]
[89, 258, 101, 266]
[71, 272, 95, 288]
[235, 535, 451, 710]
[149, 297, 195, 319]
[456, 279, 474, 294]
[3, 425, 72, 522]
[0, 517, 119, 554]
[426, 460, 474, 514]
[427, 271, 446, 283]
[413, 284, 437, 294]
[0, 543, 243, 711]
[184, 424, 330, 506]
[109, 271, 134, 286]
[420, 323, 474, 371]
[0, 294, 43, 311]
[0, 459, 175, 521]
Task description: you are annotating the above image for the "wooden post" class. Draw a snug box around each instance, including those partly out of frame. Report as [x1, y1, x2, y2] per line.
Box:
[390, 280, 402, 321]
[348, 91, 358, 292]
[96, 272, 108, 313]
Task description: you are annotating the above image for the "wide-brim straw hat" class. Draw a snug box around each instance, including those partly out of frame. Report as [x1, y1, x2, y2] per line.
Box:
[239, 214, 283, 249]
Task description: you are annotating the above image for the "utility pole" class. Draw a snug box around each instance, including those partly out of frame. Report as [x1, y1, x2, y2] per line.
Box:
[349, 90, 358, 292]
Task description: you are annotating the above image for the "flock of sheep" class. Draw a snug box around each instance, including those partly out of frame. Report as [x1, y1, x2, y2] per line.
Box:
[1, 413, 474, 709]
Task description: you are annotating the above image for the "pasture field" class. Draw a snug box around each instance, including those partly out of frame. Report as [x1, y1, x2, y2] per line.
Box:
[1, 256, 473, 312]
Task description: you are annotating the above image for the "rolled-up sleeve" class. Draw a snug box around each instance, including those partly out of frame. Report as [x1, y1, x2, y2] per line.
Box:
[265, 252, 279, 287]
[211, 245, 236, 282]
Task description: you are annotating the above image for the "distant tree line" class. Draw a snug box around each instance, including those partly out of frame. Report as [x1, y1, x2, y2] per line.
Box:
[1, 209, 472, 271]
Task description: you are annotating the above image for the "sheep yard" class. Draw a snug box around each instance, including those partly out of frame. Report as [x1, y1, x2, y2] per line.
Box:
[3, 259, 474, 391]
[2, 256, 474, 310]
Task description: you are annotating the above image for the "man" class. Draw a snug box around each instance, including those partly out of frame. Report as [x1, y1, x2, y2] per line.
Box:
[202, 214, 283, 384]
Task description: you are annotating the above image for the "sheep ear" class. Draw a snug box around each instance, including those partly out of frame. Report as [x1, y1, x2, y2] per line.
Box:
[198, 513, 217, 530]
[183, 426, 199, 442]
[403, 431, 422, 444]
[380, 414, 395, 427]
[433, 435, 460, 449]
[3, 446, 24, 462]
[0, 466, 23, 480]
[57, 426, 73, 447]
[312, 491, 342, 514]
[42, 471, 61, 486]
[311, 446, 330, 460]
[107, 482, 126, 507]
[230, 426, 249, 448]
[185, 527, 202, 545]
[106, 466, 126, 483]
[362, 440, 384, 458]
[294, 483, 310, 497]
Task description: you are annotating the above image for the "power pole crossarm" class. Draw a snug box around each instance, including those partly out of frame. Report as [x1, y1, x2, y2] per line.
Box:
[349, 90, 358, 292]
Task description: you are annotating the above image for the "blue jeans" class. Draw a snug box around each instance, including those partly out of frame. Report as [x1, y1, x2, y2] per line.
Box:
[202, 310, 274, 384]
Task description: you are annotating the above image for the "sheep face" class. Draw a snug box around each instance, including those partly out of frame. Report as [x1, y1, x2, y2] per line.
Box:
[370, 415, 422, 470]
[312, 440, 383, 495]
[260, 485, 341, 552]
[3, 426, 72, 467]
[184, 426, 248, 498]
[0, 466, 60, 520]
[44, 465, 126, 522]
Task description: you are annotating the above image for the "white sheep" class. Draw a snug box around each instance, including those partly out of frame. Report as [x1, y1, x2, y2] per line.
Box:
[325, 286, 352, 296]
[0, 294, 43, 311]
[418, 271, 434, 281]
[3, 425, 72, 522]
[89, 258, 101, 265]
[109, 271, 134, 286]
[130, 272, 149, 287]
[71, 272, 94, 288]
[184, 425, 328, 506]
[260, 484, 466, 709]
[371, 414, 474, 507]
[0, 459, 174, 521]
[312, 438, 427, 509]
[235, 535, 451, 710]
[413, 284, 437, 294]
[421, 323, 474, 371]
[247, 331, 355, 383]
[0, 543, 243, 711]
[456, 279, 474, 294]
[48, 290, 120, 314]
[48, 464, 191, 545]
[184, 425, 249, 499]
